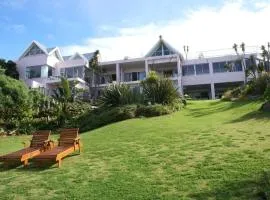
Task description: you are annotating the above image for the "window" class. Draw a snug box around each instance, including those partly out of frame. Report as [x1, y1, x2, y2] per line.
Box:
[25, 44, 45, 57]
[60, 66, 85, 79]
[152, 46, 162, 56]
[124, 72, 145, 82]
[163, 45, 173, 55]
[195, 63, 209, 75]
[26, 66, 41, 78]
[213, 61, 242, 73]
[182, 65, 195, 76]
[232, 61, 242, 72]
[112, 74, 116, 81]
[213, 62, 227, 73]
[48, 67, 53, 77]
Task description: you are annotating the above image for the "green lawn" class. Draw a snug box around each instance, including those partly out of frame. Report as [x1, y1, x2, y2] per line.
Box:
[1, 100, 270, 199]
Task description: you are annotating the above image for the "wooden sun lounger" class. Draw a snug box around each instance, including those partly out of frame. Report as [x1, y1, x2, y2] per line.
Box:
[0, 130, 52, 167]
[34, 128, 82, 168]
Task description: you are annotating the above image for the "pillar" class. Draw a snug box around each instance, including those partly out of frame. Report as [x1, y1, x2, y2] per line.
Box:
[145, 59, 149, 76]
[209, 62, 215, 99]
[116, 63, 120, 83]
[211, 83, 215, 100]
[177, 56, 183, 95]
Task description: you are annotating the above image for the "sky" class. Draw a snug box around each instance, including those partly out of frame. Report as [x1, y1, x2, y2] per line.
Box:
[0, 0, 270, 61]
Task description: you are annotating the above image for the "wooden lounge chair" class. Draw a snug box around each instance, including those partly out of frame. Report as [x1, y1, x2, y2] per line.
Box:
[34, 128, 82, 168]
[0, 130, 52, 167]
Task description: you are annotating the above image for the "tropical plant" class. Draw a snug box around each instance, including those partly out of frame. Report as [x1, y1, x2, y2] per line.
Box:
[52, 77, 72, 126]
[232, 42, 247, 83]
[141, 71, 180, 105]
[85, 50, 106, 101]
[99, 84, 142, 108]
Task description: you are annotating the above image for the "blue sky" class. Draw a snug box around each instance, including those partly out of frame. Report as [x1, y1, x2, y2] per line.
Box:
[0, 0, 270, 61]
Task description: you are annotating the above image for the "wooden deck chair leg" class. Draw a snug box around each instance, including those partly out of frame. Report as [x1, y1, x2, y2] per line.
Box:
[23, 159, 29, 167]
[58, 159, 62, 168]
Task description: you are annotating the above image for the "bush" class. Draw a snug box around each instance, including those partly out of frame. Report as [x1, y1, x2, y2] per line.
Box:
[244, 73, 270, 96]
[264, 85, 270, 102]
[99, 84, 142, 108]
[136, 104, 172, 117]
[79, 105, 137, 132]
[78, 103, 177, 132]
[141, 71, 180, 105]
[0, 75, 33, 129]
[222, 86, 242, 101]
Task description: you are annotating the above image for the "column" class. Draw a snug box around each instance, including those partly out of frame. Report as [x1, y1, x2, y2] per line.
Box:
[116, 63, 120, 83]
[177, 56, 183, 95]
[209, 62, 215, 99]
[145, 59, 149, 76]
[211, 82, 215, 100]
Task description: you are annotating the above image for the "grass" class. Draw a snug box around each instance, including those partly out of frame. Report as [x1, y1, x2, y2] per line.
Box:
[1, 100, 270, 199]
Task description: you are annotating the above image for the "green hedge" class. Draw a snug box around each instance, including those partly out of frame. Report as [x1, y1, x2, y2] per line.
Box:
[78, 104, 176, 132]
[136, 104, 172, 117]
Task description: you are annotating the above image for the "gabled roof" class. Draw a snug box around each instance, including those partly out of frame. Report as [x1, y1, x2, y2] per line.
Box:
[48, 47, 64, 61]
[47, 47, 56, 53]
[68, 52, 88, 62]
[65, 52, 95, 62]
[19, 41, 63, 61]
[145, 36, 184, 60]
[82, 53, 95, 61]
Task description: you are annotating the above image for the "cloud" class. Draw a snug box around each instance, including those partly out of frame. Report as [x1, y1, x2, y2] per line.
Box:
[8, 24, 26, 34]
[61, 0, 270, 61]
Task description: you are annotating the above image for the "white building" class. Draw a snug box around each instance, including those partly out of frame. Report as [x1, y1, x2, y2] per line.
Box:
[16, 36, 254, 99]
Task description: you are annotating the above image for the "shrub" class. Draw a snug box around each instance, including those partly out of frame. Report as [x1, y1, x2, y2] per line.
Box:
[141, 71, 180, 105]
[136, 104, 172, 117]
[78, 105, 137, 132]
[0, 75, 33, 129]
[99, 84, 142, 108]
[244, 73, 270, 96]
[222, 86, 242, 101]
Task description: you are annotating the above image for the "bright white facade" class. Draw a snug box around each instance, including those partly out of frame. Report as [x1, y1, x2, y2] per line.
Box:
[16, 41, 93, 95]
[16, 37, 255, 99]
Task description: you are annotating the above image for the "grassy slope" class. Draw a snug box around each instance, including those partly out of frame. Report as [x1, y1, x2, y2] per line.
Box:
[1, 100, 270, 199]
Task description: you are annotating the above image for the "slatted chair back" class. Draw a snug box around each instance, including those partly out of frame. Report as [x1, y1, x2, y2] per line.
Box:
[59, 128, 79, 147]
[30, 130, 51, 148]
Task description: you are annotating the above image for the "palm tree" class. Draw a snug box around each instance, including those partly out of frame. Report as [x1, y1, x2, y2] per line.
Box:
[233, 43, 238, 55]
[85, 50, 106, 101]
[232, 42, 247, 83]
[52, 77, 71, 126]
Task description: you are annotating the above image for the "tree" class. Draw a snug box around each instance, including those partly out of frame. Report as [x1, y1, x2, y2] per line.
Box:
[52, 77, 72, 126]
[0, 59, 19, 79]
[0, 74, 33, 129]
[85, 50, 106, 101]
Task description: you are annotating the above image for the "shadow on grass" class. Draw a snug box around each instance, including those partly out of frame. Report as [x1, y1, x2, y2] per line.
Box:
[228, 110, 270, 124]
[186, 100, 255, 118]
[0, 152, 81, 171]
[189, 171, 270, 200]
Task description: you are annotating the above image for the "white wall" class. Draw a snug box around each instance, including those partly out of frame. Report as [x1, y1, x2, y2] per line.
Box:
[182, 74, 212, 85]
[16, 54, 48, 80]
[213, 72, 245, 83]
[47, 54, 60, 67]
